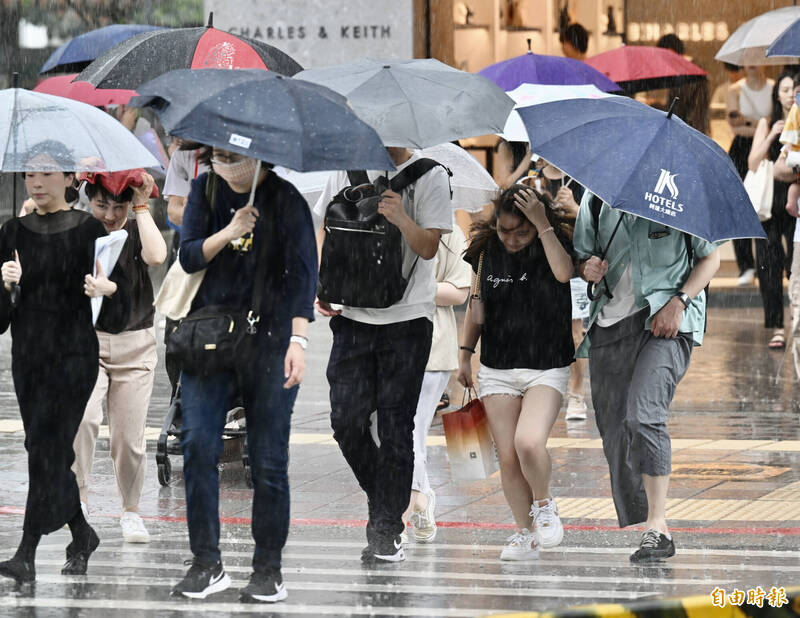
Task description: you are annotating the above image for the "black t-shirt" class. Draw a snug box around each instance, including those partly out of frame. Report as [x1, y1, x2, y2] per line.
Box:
[465, 235, 575, 370]
[116, 219, 154, 331]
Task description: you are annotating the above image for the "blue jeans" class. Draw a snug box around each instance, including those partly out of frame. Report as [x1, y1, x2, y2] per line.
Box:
[180, 350, 296, 570]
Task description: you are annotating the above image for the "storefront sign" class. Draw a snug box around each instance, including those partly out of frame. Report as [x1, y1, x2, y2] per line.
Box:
[204, 0, 414, 68]
[627, 21, 730, 44]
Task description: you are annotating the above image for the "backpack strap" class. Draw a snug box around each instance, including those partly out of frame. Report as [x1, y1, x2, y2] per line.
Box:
[389, 157, 452, 196]
[346, 170, 370, 186]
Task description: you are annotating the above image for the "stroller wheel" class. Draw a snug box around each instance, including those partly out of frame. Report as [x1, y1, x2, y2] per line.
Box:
[157, 458, 172, 487]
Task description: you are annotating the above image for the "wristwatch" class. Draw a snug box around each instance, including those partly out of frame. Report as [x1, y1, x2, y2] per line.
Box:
[676, 292, 691, 309]
[290, 335, 308, 350]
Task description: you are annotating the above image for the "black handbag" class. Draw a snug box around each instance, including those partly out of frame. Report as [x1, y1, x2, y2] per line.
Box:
[169, 180, 272, 376]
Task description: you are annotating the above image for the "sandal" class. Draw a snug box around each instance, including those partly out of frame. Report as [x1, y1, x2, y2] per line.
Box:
[769, 331, 786, 350]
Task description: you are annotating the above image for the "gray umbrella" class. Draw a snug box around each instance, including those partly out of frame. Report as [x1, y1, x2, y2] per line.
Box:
[296, 59, 515, 149]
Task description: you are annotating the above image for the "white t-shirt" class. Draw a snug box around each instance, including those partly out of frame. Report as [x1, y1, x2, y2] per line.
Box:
[596, 263, 639, 327]
[163, 149, 211, 198]
[313, 152, 453, 325]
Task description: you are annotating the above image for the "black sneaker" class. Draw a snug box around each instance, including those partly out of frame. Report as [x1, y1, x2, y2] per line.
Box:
[171, 559, 231, 599]
[362, 534, 405, 563]
[629, 529, 675, 563]
[240, 569, 287, 603]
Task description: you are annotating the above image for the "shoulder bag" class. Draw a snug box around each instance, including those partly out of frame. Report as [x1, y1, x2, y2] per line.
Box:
[469, 249, 486, 325]
[743, 159, 774, 222]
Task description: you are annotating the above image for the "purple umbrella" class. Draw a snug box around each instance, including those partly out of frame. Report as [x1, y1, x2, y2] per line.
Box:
[479, 41, 619, 92]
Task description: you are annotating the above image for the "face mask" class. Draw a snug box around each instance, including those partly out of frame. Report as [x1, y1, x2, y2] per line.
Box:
[212, 157, 259, 187]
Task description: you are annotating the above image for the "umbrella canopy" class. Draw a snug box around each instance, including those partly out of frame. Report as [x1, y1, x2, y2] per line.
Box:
[296, 59, 514, 149]
[767, 17, 800, 58]
[41, 24, 164, 74]
[500, 84, 612, 142]
[33, 73, 136, 106]
[516, 96, 765, 242]
[75, 14, 302, 90]
[417, 143, 497, 213]
[0, 88, 158, 172]
[478, 48, 619, 93]
[716, 6, 800, 66]
[129, 69, 394, 172]
[584, 46, 706, 94]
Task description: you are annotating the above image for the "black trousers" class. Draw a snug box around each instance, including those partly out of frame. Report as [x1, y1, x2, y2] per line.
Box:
[729, 136, 756, 274]
[326, 316, 432, 541]
[756, 208, 795, 329]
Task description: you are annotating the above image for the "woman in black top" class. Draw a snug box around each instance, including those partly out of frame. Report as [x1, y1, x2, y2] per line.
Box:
[457, 186, 574, 561]
[0, 144, 129, 583]
[72, 170, 167, 544]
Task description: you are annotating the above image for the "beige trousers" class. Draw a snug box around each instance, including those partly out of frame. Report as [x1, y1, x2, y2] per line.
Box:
[791, 243, 800, 381]
[72, 327, 157, 512]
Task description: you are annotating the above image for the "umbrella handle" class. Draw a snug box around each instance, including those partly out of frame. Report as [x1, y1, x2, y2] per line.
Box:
[586, 277, 614, 302]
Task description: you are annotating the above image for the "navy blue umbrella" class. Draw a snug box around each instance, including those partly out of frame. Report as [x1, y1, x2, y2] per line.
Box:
[767, 17, 800, 58]
[129, 69, 394, 172]
[40, 24, 164, 74]
[517, 95, 766, 244]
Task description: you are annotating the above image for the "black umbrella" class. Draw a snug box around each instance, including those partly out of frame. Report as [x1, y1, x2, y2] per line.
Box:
[128, 69, 394, 172]
[75, 13, 301, 90]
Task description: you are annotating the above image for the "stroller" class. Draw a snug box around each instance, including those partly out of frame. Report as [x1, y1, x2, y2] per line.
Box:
[156, 379, 253, 488]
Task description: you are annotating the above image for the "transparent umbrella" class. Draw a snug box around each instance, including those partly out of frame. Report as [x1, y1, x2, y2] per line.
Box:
[417, 143, 497, 213]
[0, 88, 159, 173]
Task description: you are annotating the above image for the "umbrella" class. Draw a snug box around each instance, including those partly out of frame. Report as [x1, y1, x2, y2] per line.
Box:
[499, 84, 612, 142]
[767, 16, 800, 58]
[417, 143, 497, 213]
[584, 46, 706, 94]
[478, 42, 619, 93]
[75, 13, 301, 90]
[128, 69, 394, 172]
[716, 6, 800, 66]
[0, 88, 158, 172]
[33, 73, 136, 107]
[40, 24, 164, 74]
[515, 96, 766, 244]
[296, 59, 514, 149]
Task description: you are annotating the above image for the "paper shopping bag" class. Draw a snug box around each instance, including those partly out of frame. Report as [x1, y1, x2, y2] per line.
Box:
[442, 393, 498, 480]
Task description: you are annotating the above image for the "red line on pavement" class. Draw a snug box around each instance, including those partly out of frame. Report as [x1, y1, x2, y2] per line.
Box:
[2, 505, 799, 535]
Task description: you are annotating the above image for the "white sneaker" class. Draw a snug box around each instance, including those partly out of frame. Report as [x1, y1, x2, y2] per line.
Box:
[499, 528, 540, 561]
[120, 511, 151, 543]
[565, 394, 587, 421]
[400, 529, 409, 545]
[410, 490, 437, 543]
[737, 268, 755, 287]
[530, 499, 564, 548]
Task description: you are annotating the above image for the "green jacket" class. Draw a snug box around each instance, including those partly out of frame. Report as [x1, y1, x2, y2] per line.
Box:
[572, 192, 720, 357]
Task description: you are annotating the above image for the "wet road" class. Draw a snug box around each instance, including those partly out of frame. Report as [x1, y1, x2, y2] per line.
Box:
[0, 303, 798, 616]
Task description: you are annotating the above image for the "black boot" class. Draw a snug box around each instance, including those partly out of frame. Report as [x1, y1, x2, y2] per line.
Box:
[62, 527, 99, 575]
[0, 531, 40, 583]
[0, 557, 35, 584]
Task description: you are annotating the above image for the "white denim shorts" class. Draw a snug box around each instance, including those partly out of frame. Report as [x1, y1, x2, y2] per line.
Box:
[478, 364, 571, 398]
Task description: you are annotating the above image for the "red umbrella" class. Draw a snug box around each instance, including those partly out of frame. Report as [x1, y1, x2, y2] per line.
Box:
[33, 73, 136, 106]
[585, 46, 706, 94]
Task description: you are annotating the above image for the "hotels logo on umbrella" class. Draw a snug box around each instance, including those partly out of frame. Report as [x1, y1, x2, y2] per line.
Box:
[646, 169, 683, 217]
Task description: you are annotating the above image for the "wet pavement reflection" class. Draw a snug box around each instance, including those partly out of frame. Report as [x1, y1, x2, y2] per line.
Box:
[0, 305, 797, 616]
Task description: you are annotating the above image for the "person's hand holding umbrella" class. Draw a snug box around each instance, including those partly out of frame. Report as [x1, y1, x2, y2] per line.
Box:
[1, 251, 22, 292]
[580, 256, 609, 285]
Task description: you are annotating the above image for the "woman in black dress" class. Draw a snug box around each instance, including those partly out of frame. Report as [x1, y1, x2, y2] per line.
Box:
[0, 143, 129, 583]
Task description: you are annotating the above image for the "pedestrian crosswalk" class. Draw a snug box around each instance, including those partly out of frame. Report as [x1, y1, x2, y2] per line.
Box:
[0, 521, 794, 617]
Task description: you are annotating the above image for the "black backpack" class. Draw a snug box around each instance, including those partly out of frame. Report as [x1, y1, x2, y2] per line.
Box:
[318, 158, 449, 308]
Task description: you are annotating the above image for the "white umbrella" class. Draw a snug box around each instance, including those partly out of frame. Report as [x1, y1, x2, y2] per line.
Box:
[417, 143, 497, 213]
[500, 84, 612, 142]
[0, 88, 159, 171]
[715, 6, 800, 66]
